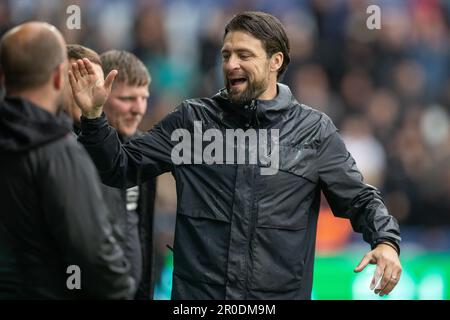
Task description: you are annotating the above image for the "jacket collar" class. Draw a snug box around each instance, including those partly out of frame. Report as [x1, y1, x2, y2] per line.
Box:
[255, 83, 294, 112]
[216, 83, 294, 127]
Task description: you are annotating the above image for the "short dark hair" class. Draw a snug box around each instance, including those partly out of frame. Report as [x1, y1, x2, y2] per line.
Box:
[224, 11, 291, 79]
[67, 44, 102, 66]
[0, 27, 65, 91]
[100, 50, 150, 87]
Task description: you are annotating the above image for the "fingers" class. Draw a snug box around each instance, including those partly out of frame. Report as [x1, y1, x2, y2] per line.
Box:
[68, 70, 79, 92]
[370, 264, 384, 290]
[82, 58, 96, 75]
[370, 245, 403, 297]
[354, 253, 374, 273]
[71, 61, 82, 81]
[356, 247, 402, 298]
[374, 265, 390, 295]
[379, 268, 402, 297]
[70, 59, 95, 82]
[77, 59, 88, 77]
[104, 70, 118, 92]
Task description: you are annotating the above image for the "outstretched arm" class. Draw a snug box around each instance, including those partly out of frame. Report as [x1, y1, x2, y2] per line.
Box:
[70, 58, 182, 188]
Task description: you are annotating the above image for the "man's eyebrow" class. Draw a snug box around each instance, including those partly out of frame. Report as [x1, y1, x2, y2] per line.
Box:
[221, 48, 255, 54]
[118, 94, 149, 99]
[117, 95, 134, 99]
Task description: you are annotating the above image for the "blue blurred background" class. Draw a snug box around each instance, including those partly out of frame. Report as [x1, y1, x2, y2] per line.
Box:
[1, 0, 449, 299]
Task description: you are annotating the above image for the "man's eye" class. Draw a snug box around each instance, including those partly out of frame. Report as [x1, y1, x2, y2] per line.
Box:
[239, 54, 251, 59]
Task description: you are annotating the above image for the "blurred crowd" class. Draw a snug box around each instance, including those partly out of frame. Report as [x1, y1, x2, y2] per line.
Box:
[1, 0, 449, 293]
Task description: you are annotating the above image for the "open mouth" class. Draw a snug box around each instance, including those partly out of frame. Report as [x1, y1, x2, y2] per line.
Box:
[229, 77, 247, 88]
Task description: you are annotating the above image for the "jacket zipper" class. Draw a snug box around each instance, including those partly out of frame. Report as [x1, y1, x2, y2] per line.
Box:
[249, 100, 258, 127]
[244, 100, 259, 298]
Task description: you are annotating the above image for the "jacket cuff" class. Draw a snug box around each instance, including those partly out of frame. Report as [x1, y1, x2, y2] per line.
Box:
[80, 112, 107, 128]
[79, 112, 110, 143]
[372, 237, 401, 256]
[364, 230, 401, 255]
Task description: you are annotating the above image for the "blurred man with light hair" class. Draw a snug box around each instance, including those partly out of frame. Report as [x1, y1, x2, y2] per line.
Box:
[100, 50, 156, 300]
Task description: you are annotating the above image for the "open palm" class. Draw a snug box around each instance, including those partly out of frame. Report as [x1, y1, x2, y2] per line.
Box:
[68, 58, 117, 118]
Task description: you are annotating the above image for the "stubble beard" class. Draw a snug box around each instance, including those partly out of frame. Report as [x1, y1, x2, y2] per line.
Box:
[226, 76, 269, 106]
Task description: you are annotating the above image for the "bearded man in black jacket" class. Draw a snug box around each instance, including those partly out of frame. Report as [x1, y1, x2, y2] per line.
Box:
[71, 12, 402, 299]
[0, 22, 134, 299]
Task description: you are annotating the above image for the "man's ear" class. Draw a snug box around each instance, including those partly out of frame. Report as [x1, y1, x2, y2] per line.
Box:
[270, 52, 284, 74]
[52, 63, 65, 91]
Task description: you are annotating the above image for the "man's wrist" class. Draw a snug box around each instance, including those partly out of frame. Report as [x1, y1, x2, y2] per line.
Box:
[377, 241, 400, 256]
[80, 111, 106, 123]
[82, 108, 103, 119]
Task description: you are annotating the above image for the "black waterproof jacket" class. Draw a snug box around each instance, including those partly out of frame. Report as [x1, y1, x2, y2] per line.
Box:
[75, 129, 156, 300]
[79, 84, 401, 300]
[98, 135, 156, 300]
[96, 179, 155, 300]
[0, 97, 134, 299]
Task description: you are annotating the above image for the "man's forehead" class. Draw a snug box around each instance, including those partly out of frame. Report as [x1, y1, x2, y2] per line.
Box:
[112, 82, 149, 95]
[221, 30, 264, 52]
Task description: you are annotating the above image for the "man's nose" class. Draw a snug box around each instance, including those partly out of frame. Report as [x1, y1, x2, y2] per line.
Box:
[130, 98, 147, 115]
[224, 55, 241, 71]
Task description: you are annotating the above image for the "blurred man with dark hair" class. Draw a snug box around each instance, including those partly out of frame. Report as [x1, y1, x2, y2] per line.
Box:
[72, 12, 402, 300]
[0, 22, 134, 299]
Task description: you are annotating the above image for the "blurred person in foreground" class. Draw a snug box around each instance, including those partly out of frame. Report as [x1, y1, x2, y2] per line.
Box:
[71, 12, 401, 300]
[64, 46, 157, 299]
[0, 22, 134, 299]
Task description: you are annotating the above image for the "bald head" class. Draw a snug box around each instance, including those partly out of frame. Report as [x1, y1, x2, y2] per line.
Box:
[0, 22, 67, 93]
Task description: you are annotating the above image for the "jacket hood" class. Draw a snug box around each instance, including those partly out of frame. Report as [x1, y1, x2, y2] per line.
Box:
[0, 96, 72, 153]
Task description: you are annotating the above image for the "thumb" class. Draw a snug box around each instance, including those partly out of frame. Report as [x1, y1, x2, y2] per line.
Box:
[104, 70, 118, 92]
[354, 254, 372, 273]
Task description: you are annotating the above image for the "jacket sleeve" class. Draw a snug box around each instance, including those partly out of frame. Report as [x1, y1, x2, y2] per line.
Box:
[316, 116, 401, 253]
[78, 105, 185, 189]
[39, 137, 135, 299]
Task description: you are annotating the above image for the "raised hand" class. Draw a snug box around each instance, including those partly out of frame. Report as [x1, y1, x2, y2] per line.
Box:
[68, 58, 117, 119]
